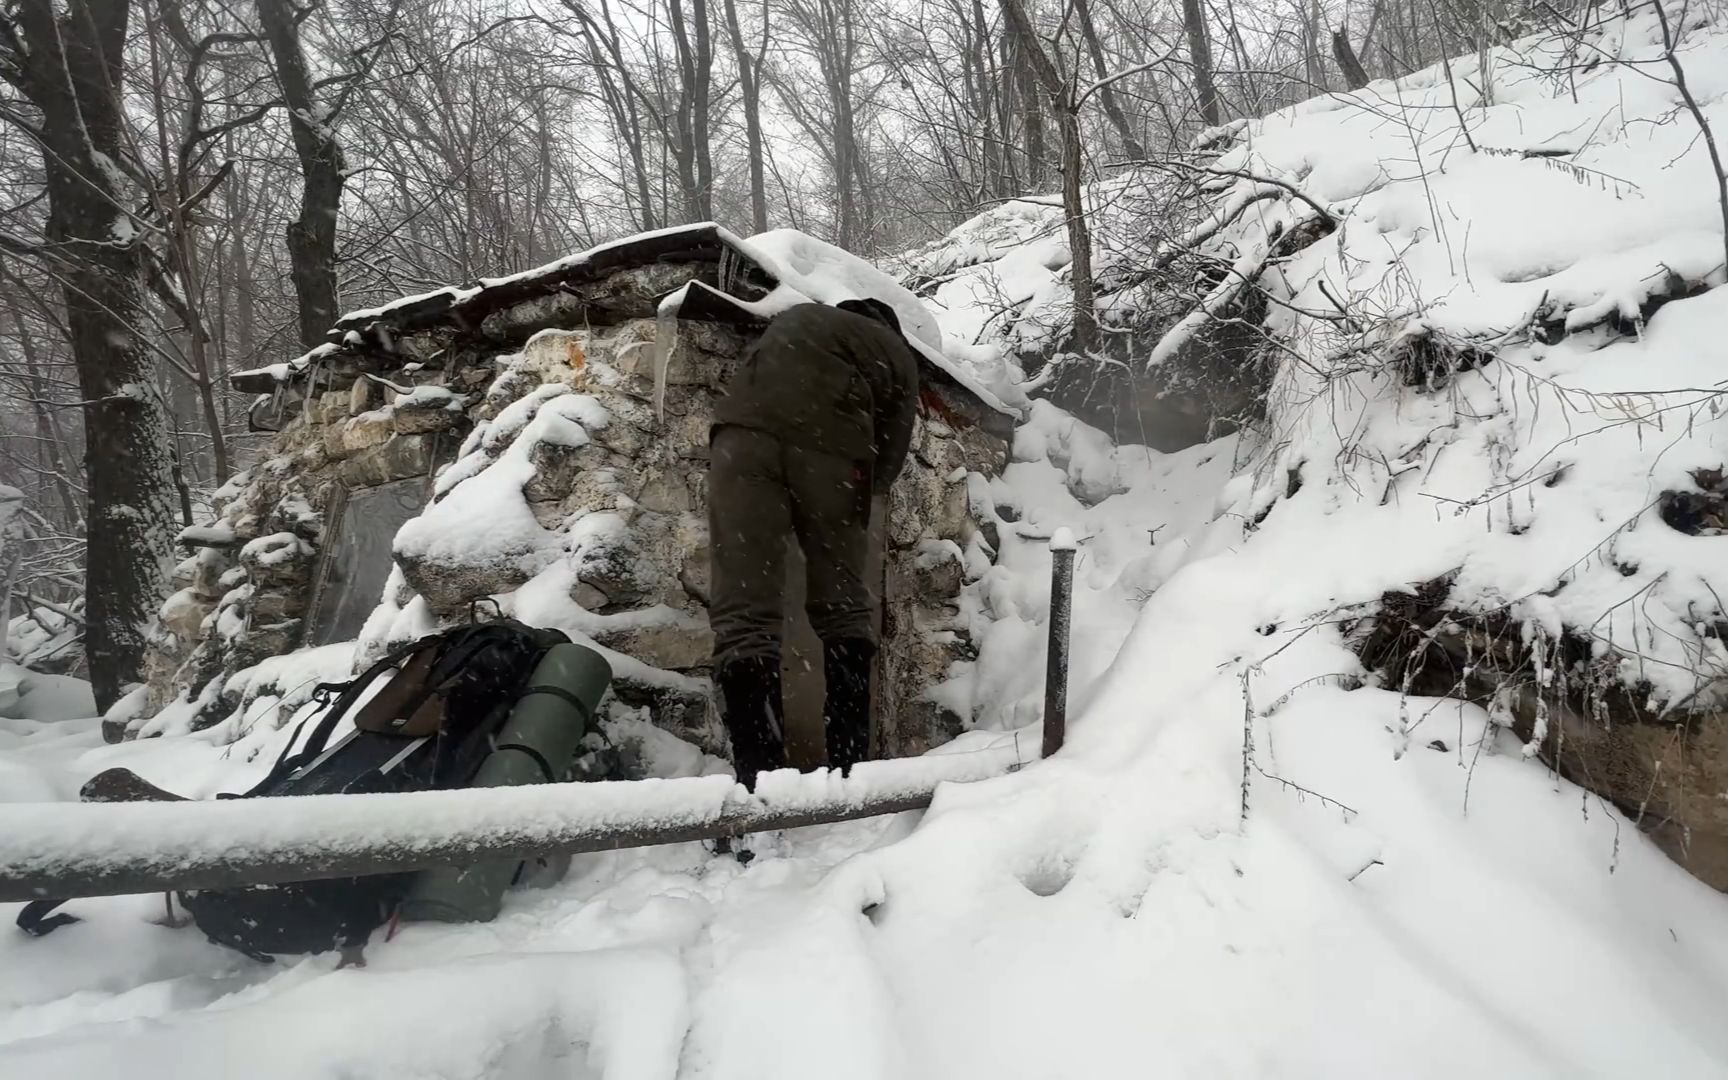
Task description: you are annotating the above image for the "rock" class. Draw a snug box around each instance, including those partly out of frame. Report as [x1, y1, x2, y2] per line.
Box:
[294, 441, 332, 473]
[392, 398, 461, 435]
[183, 548, 230, 599]
[524, 439, 609, 504]
[238, 532, 315, 590]
[586, 409, 648, 458]
[349, 376, 380, 416]
[572, 581, 610, 611]
[935, 476, 971, 539]
[224, 618, 302, 670]
[250, 589, 308, 622]
[679, 552, 710, 605]
[321, 422, 352, 462]
[397, 548, 532, 615]
[511, 330, 592, 389]
[554, 467, 636, 524]
[337, 435, 438, 488]
[609, 671, 724, 757]
[670, 409, 712, 459]
[340, 411, 396, 453]
[160, 588, 216, 643]
[317, 390, 350, 425]
[637, 470, 693, 513]
[912, 540, 965, 599]
[1659, 489, 1728, 535]
[595, 621, 715, 671]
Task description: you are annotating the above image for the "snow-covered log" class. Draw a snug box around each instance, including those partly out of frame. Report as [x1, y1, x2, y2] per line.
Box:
[0, 749, 1021, 903]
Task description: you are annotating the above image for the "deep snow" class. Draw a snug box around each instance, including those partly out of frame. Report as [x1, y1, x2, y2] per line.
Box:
[8, 8, 1728, 1076]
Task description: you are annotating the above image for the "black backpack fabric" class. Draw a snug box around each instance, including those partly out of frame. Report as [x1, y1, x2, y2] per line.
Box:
[18, 619, 569, 960]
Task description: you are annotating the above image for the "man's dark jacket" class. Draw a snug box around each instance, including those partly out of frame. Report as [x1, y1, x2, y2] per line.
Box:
[713, 302, 919, 492]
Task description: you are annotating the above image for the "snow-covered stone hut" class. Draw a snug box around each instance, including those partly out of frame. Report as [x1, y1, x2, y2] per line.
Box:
[135, 225, 1017, 766]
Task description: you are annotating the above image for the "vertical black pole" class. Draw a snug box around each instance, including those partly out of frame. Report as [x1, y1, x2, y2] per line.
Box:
[1043, 529, 1076, 758]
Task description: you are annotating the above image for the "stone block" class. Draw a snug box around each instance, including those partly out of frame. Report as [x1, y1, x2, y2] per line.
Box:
[671, 409, 712, 459]
[587, 400, 652, 458]
[226, 618, 303, 670]
[596, 621, 715, 672]
[294, 441, 332, 474]
[911, 542, 965, 600]
[397, 548, 532, 615]
[936, 476, 971, 539]
[160, 587, 216, 643]
[524, 439, 608, 503]
[336, 435, 437, 488]
[341, 411, 396, 453]
[392, 399, 461, 435]
[349, 376, 381, 416]
[637, 469, 693, 514]
[250, 588, 308, 622]
[239, 532, 315, 591]
[679, 555, 710, 605]
[609, 671, 725, 758]
[321, 422, 351, 461]
[572, 581, 610, 611]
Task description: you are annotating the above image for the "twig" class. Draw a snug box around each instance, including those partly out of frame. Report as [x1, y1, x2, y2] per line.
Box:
[1650, 0, 1728, 275]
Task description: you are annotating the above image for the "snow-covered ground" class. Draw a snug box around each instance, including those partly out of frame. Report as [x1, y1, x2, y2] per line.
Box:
[8, 399, 1728, 1076]
[9, 8, 1728, 1075]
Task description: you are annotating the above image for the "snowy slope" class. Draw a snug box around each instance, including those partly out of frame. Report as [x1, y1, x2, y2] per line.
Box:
[7, 9, 1728, 1076]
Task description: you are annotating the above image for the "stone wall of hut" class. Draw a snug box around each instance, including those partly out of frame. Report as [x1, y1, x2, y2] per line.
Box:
[134, 309, 1011, 765]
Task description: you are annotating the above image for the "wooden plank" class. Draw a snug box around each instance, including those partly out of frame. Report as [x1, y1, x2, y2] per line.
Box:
[0, 752, 1020, 904]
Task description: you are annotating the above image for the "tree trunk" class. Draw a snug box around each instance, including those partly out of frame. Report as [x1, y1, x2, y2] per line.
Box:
[667, 0, 703, 222]
[1305, 0, 1325, 90]
[1332, 28, 1371, 88]
[9, 309, 85, 529]
[722, 0, 769, 232]
[223, 135, 259, 371]
[1073, 0, 1147, 159]
[1056, 108, 1096, 353]
[145, 15, 230, 484]
[5, 0, 179, 709]
[576, 6, 661, 232]
[691, 0, 715, 219]
[829, 0, 861, 249]
[1181, 0, 1222, 125]
[967, 0, 1003, 198]
[256, 0, 345, 350]
[997, 0, 1095, 352]
[1011, 24, 1047, 189]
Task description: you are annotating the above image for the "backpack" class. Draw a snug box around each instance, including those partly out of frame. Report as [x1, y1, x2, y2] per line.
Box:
[18, 619, 572, 960]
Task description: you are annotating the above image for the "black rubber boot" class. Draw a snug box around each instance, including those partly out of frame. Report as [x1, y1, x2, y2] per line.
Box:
[823, 638, 876, 775]
[717, 655, 785, 792]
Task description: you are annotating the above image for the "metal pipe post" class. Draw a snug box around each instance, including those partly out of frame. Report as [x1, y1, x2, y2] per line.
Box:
[1043, 529, 1077, 758]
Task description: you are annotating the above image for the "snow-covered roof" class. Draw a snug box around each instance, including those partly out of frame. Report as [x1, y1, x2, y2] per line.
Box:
[231, 222, 1016, 414]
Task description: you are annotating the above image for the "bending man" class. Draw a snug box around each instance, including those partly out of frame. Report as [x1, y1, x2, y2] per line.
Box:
[708, 298, 920, 789]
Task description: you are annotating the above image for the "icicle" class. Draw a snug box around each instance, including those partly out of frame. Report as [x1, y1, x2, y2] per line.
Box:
[653, 285, 690, 422]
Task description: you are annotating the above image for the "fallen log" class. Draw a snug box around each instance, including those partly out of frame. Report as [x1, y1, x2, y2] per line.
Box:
[0, 747, 1022, 904]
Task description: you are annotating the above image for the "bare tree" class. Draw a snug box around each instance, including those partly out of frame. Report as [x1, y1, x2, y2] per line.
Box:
[1, 0, 180, 707]
[997, 0, 1097, 351]
[255, 0, 395, 349]
[1333, 27, 1371, 88]
[1182, 0, 1223, 125]
[723, 0, 771, 231]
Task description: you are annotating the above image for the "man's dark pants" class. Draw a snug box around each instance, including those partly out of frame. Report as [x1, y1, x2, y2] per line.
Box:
[708, 424, 877, 782]
[709, 425, 875, 663]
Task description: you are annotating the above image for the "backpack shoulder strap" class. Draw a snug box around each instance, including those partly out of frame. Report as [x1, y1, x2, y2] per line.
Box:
[245, 639, 426, 795]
